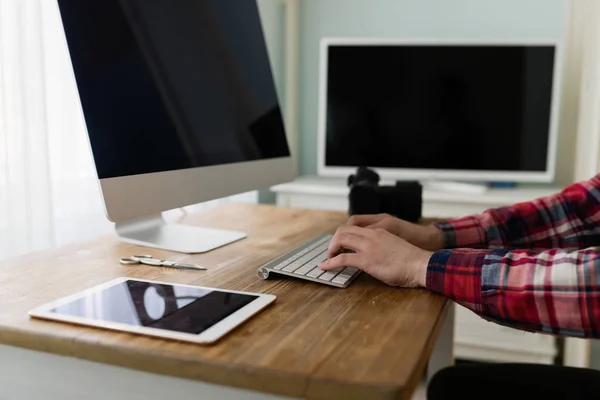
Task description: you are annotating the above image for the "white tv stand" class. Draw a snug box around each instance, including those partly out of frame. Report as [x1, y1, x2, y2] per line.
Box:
[423, 180, 490, 195]
[272, 175, 560, 219]
[271, 175, 590, 366]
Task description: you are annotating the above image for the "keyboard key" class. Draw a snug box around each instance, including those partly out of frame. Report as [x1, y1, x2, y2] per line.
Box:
[318, 272, 337, 281]
[274, 237, 328, 270]
[282, 243, 329, 272]
[296, 256, 333, 275]
[337, 267, 356, 277]
[294, 263, 319, 275]
[273, 259, 291, 270]
[306, 267, 324, 278]
[332, 275, 350, 285]
[273, 255, 301, 270]
[328, 267, 345, 274]
[341, 267, 360, 276]
[257, 235, 366, 288]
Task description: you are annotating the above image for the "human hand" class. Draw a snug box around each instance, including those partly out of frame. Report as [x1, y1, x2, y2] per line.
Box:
[347, 214, 444, 251]
[319, 225, 433, 288]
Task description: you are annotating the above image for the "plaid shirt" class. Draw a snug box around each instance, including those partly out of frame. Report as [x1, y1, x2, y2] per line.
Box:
[426, 174, 600, 338]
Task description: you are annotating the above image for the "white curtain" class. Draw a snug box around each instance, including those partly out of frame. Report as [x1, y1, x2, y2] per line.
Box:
[0, 0, 256, 263]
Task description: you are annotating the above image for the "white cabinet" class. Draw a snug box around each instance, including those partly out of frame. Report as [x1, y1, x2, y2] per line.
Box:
[454, 305, 557, 364]
[271, 175, 562, 364]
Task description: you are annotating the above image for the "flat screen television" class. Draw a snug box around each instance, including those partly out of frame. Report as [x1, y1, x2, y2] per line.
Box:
[317, 39, 563, 183]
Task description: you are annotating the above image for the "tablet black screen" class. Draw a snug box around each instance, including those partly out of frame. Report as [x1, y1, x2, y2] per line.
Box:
[48, 279, 258, 334]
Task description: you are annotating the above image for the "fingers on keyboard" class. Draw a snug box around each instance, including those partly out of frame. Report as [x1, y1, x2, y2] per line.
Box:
[260, 235, 361, 288]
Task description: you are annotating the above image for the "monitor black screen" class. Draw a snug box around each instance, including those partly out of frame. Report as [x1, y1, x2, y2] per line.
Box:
[324, 44, 555, 172]
[57, 0, 290, 179]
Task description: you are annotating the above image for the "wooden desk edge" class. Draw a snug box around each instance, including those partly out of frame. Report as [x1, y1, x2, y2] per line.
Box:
[0, 324, 313, 398]
[401, 300, 450, 400]
[304, 298, 450, 400]
[1, 298, 450, 400]
[0, 205, 452, 399]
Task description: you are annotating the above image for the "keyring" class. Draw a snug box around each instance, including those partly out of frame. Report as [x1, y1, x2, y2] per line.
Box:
[119, 254, 153, 265]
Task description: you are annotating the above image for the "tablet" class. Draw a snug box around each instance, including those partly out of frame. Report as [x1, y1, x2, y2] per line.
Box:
[29, 277, 276, 344]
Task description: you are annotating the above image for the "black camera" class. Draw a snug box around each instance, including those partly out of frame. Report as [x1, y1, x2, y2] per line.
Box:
[347, 167, 422, 223]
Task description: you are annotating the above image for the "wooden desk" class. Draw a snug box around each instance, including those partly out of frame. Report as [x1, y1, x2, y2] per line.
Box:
[0, 204, 452, 400]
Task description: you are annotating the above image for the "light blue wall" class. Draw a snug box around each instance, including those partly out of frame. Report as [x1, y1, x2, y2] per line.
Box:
[293, 0, 600, 369]
[263, 1, 600, 366]
[298, 0, 569, 175]
[258, 0, 286, 204]
[258, 0, 286, 107]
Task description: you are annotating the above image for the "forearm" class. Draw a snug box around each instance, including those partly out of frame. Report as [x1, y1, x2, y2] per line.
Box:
[435, 174, 600, 250]
[426, 247, 600, 338]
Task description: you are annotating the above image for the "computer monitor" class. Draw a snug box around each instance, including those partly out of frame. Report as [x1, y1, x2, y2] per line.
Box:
[318, 38, 563, 183]
[57, 0, 295, 253]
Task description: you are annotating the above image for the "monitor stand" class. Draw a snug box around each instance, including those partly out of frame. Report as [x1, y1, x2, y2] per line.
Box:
[115, 215, 247, 253]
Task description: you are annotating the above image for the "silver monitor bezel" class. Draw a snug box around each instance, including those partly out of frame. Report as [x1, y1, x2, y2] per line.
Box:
[99, 156, 294, 222]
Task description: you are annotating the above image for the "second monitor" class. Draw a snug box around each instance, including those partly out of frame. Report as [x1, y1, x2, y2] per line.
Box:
[57, 0, 295, 252]
[318, 38, 561, 184]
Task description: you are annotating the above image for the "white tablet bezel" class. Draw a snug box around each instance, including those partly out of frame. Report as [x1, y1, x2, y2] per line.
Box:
[28, 277, 276, 344]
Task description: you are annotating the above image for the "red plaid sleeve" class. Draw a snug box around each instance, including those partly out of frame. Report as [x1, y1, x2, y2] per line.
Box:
[435, 174, 600, 250]
[427, 247, 600, 337]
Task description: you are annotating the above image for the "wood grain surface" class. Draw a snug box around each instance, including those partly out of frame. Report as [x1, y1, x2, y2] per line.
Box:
[0, 204, 448, 400]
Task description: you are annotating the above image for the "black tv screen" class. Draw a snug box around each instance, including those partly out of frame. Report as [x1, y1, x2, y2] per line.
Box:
[323, 44, 556, 173]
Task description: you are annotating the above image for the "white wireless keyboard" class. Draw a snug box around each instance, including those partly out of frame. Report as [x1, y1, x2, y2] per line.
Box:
[256, 235, 361, 288]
